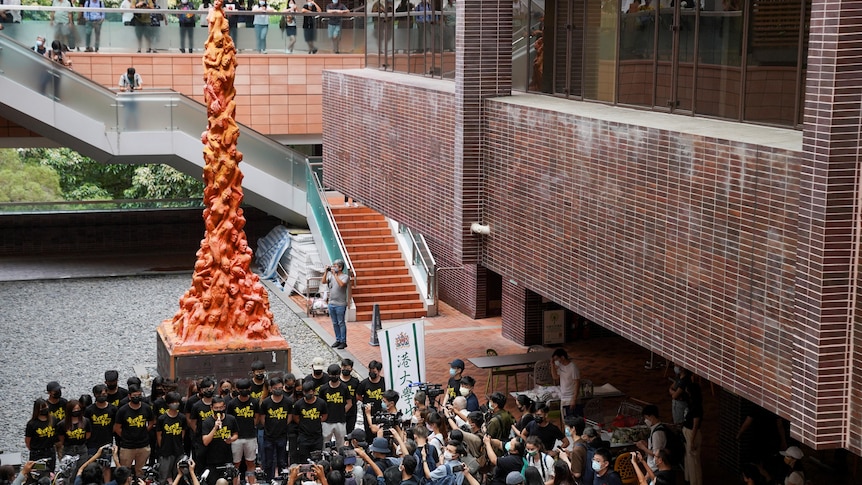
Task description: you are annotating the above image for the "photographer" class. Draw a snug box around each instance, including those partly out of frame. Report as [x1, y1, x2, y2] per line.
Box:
[286, 463, 328, 485]
[171, 459, 200, 485]
[447, 430, 482, 476]
[484, 437, 525, 485]
[409, 426, 438, 474]
[322, 259, 350, 349]
[422, 440, 465, 485]
[365, 391, 399, 437]
[73, 444, 114, 485]
[630, 449, 673, 485]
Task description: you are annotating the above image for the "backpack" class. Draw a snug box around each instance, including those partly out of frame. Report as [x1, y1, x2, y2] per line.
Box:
[430, 463, 462, 485]
[651, 423, 685, 467]
[414, 445, 439, 485]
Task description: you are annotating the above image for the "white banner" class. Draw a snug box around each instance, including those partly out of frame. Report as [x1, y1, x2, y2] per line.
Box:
[378, 319, 426, 417]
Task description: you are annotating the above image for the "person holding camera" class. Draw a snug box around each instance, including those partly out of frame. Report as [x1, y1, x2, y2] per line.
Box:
[201, 397, 239, 485]
[118, 67, 143, 92]
[322, 259, 350, 349]
[172, 459, 201, 485]
[365, 390, 399, 437]
[630, 449, 673, 485]
[485, 436, 525, 485]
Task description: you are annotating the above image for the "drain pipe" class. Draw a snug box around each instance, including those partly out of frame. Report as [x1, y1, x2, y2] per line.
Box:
[471, 222, 491, 235]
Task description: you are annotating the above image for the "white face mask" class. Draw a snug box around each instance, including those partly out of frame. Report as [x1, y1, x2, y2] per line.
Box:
[259, 0, 265, 4]
[459, 387, 470, 397]
[443, 451, 454, 461]
[643, 418, 653, 427]
[36, 40, 44, 46]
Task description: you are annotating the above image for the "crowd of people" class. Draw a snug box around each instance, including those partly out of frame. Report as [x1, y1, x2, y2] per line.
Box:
[3, 353, 810, 485]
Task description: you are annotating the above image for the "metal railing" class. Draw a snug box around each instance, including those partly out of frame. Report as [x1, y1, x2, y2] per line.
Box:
[398, 222, 436, 302]
[0, 198, 203, 213]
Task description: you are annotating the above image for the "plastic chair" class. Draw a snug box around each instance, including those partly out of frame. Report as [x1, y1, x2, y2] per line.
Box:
[529, 359, 554, 389]
[614, 452, 638, 485]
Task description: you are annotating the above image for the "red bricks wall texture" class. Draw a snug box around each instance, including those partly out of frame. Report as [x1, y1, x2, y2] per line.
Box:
[322, 0, 862, 455]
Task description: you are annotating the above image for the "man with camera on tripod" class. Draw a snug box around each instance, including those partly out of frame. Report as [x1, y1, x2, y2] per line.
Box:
[201, 397, 239, 485]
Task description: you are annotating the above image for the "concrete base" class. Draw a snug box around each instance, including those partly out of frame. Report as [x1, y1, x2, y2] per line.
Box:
[156, 322, 291, 388]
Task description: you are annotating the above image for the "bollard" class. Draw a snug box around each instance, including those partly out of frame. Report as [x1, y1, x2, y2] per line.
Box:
[369, 303, 381, 347]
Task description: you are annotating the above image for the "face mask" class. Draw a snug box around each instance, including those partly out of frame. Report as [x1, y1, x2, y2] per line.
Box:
[459, 388, 470, 397]
[52, 391, 62, 399]
[106, 384, 118, 391]
[488, 402, 496, 411]
[341, 369, 351, 376]
[565, 428, 572, 437]
[202, 389, 215, 398]
[643, 418, 652, 427]
[674, 366, 681, 375]
[591, 461, 602, 472]
[272, 389, 284, 397]
[36, 40, 44, 47]
[534, 416, 544, 424]
[313, 370, 323, 377]
[39, 408, 49, 416]
[130, 396, 142, 404]
[449, 368, 456, 377]
[527, 450, 537, 456]
[168, 403, 181, 411]
[239, 389, 251, 397]
[220, 389, 231, 396]
[554, 360, 561, 367]
[304, 392, 315, 401]
[71, 410, 82, 417]
[96, 395, 108, 403]
[369, 372, 378, 379]
[254, 373, 266, 380]
[329, 375, 340, 383]
[443, 452, 454, 461]
[259, 1, 265, 4]
[182, 0, 188, 3]
[504, 442, 511, 452]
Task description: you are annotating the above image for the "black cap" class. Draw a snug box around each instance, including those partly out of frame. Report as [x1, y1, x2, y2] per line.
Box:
[328, 363, 341, 375]
[450, 359, 465, 370]
[105, 370, 119, 381]
[46, 381, 62, 392]
[347, 428, 366, 442]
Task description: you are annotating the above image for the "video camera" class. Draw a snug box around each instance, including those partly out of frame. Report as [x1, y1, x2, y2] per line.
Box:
[139, 464, 160, 484]
[177, 456, 191, 475]
[96, 445, 113, 467]
[321, 443, 358, 465]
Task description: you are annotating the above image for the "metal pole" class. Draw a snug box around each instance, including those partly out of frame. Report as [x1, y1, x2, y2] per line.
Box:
[369, 303, 381, 346]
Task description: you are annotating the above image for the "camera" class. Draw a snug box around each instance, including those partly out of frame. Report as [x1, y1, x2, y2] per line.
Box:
[216, 464, 238, 480]
[31, 459, 50, 471]
[96, 446, 113, 467]
[372, 411, 402, 429]
[451, 464, 464, 473]
[140, 464, 160, 483]
[177, 456, 191, 475]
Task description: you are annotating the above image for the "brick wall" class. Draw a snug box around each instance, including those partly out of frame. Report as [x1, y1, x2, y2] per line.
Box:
[66, 53, 364, 136]
[0, 116, 41, 139]
[482, 98, 802, 424]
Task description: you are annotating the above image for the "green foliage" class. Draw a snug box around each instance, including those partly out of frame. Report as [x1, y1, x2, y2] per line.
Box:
[124, 164, 204, 199]
[0, 149, 63, 203]
[22, 148, 136, 200]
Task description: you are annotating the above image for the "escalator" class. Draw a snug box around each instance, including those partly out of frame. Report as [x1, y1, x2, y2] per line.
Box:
[0, 33, 308, 225]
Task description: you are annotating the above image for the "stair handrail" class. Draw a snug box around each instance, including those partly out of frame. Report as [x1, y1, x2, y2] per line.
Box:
[305, 158, 357, 290]
[397, 223, 437, 303]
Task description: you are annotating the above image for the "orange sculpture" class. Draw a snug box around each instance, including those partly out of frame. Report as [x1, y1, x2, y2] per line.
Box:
[158, 0, 282, 351]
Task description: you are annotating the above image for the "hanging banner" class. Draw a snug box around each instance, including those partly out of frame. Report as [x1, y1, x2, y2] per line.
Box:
[378, 319, 426, 417]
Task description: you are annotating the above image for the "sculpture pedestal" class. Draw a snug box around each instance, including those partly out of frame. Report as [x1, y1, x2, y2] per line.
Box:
[156, 322, 290, 387]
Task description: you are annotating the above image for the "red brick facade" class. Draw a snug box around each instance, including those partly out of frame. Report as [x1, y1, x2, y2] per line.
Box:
[322, 0, 862, 455]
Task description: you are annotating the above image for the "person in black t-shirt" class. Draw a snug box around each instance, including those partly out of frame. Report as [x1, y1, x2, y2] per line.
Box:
[58, 399, 91, 476]
[357, 360, 385, 437]
[86, 384, 118, 456]
[520, 404, 568, 455]
[445, 359, 464, 404]
[258, 377, 292, 480]
[485, 435, 525, 485]
[113, 384, 155, 477]
[202, 397, 239, 485]
[46, 381, 68, 422]
[104, 370, 129, 409]
[26, 398, 59, 472]
[189, 378, 216, 466]
[321, 364, 353, 448]
[156, 392, 187, 484]
[228, 378, 260, 483]
[340, 359, 361, 433]
[249, 361, 269, 461]
[304, 357, 328, 392]
[292, 381, 327, 464]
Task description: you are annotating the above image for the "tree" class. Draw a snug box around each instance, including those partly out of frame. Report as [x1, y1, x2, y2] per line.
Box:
[0, 149, 63, 203]
[21, 148, 135, 200]
[124, 164, 204, 199]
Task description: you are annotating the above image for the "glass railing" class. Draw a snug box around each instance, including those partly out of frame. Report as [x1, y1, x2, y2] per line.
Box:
[0, 5, 367, 54]
[397, 222, 436, 301]
[364, 10, 456, 79]
[0, 31, 309, 191]
[0, 198, 203, 213]
[305, 157, 353, 283]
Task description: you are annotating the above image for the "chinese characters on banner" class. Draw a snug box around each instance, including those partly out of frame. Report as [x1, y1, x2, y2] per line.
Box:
[378, 319, 426, 417]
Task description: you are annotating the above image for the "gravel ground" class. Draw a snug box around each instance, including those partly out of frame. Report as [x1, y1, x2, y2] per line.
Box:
[0, 273, 340, 457]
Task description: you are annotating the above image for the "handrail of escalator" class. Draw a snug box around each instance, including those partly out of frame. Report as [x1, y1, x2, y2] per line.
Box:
[0, 32, 308, 190]
[305, 159, 356, 291]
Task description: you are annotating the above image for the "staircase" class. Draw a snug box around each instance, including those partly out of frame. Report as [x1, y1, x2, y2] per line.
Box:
[331, 205, 427, 322]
